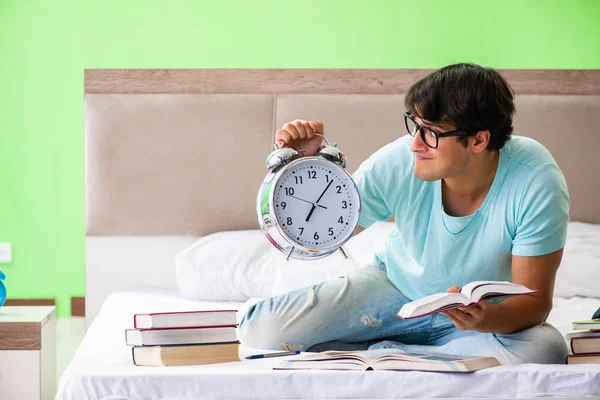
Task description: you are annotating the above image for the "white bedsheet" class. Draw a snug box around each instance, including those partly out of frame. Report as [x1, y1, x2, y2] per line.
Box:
[57, 289, 600, 400]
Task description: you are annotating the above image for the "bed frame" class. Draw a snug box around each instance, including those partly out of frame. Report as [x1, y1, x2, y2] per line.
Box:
[84, 68, 600, 326]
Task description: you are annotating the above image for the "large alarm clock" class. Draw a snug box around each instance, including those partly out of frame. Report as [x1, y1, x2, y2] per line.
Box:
[257, 133, 361, 260]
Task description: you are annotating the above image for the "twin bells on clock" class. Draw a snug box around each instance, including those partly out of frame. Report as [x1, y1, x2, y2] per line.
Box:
[256, 133, 361, 261]
[265, 134, 348, 170]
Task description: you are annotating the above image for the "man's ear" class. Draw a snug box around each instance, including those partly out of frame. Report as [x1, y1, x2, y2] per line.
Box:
[471, 130, 491, 153]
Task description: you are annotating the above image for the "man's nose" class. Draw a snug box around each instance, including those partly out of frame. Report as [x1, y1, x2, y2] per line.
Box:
[409, 131, 428, 153]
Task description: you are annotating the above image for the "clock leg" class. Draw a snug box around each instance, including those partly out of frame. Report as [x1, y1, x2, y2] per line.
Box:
[285, 246, 295, 261]
[339, 246, 348, 259]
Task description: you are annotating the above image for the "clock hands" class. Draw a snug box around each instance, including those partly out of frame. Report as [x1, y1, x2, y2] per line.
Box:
[305, 205, 317, 222]
[287, 194, 328, 209]
[315, 180, 334, 204]
[305, 180, 334, 222]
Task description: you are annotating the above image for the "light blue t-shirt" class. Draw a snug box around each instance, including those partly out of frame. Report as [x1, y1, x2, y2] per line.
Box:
[352, 135, 570, 301]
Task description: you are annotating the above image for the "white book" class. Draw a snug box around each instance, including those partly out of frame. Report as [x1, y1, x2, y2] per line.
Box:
[133, 309, 237, 329]
[571, 319, 600, 331]
[397, 281, 536, 319]
[125, 325, 238, 346]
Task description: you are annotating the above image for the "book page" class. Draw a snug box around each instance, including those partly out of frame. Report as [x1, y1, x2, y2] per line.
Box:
[289, 349, 467, 365]
[465, 281, 533, 303]
[275, 349, 501, 372]
[274, 351, 369, 370]
[368, 349, 501, 372]
[296, 351, 369, 364]
[369, 348, 464, 361]
[408, 292, 468, 308]
[460, 281, 510, 297]
[397, 292, 468, 318]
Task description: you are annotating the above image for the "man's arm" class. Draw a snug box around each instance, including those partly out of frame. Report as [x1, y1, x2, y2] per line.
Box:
[470, 248, 563, 334]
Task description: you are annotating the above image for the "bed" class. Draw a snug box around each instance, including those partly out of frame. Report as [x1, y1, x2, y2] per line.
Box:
[58, 69, 600, 399]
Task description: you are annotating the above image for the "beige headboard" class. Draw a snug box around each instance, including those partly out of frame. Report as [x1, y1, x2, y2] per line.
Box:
[84, 69, 600, 324]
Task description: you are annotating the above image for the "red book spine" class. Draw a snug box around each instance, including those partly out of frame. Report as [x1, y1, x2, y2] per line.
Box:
[133, 324, 238, 331]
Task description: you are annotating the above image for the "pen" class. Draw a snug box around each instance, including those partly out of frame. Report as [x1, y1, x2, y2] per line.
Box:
[245, 350, 301, 359]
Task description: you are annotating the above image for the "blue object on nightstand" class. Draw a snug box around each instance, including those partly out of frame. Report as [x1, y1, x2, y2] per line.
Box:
[0, 269, 5, 307]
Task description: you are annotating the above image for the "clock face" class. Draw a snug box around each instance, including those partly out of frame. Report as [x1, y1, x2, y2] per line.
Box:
[273, 158, 360, 250]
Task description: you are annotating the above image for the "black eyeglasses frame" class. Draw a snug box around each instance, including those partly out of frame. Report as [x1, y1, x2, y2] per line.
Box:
[404, 112, 470, 149]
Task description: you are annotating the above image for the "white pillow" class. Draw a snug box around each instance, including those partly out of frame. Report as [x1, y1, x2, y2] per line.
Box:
[175, 223, 397, 301]
[270, 222, 395, 296]
[175, 230, 281, 301]
[554, 222, 600, 298]
[344, 221, 395, 267]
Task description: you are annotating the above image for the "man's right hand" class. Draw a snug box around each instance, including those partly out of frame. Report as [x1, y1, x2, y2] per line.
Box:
[275, 119, 324, 156]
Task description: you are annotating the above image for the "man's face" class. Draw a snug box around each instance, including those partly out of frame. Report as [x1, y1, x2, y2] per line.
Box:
[409, 118, 470, 181]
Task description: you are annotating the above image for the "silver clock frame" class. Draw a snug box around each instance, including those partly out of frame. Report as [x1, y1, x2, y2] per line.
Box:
[257, 135, 361, 261]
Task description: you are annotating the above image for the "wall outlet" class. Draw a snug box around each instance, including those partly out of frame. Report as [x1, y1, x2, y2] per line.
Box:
[0, 243, 12, 263]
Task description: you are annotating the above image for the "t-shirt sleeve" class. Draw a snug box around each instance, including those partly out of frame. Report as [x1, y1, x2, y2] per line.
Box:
[352, 164, 393, 228]
[351, 138, 410, 229]
[512, 164, 570, 256]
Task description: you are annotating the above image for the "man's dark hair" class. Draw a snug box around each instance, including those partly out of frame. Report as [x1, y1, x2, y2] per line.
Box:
[405, 63, 515, 151]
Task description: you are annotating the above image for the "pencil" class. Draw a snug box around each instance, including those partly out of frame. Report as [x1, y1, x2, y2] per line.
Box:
[245, 350, 301, 359]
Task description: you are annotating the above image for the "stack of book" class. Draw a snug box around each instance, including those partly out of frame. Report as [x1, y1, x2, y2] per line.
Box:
[125, 309, 240, 366]
[566, 319, 600, 365]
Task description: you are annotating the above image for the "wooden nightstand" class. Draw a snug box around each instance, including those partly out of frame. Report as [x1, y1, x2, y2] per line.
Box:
[0, 306, 56, 400]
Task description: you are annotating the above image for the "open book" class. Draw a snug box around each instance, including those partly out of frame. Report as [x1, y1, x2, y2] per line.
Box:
[274, 348, 500, 372]
[397, 281, 536, 319]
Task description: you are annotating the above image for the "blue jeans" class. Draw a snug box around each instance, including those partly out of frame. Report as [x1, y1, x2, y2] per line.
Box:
[239, 264, 568, 365]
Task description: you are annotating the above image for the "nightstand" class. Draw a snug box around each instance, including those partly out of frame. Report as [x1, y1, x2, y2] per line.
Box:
[0, 306, 56, 400]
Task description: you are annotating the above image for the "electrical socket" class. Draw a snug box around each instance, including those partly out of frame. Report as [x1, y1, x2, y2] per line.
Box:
[0, 243, 12, 263]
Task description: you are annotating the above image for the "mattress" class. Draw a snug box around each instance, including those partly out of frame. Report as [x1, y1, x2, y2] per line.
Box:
[57, 289, 600, 400]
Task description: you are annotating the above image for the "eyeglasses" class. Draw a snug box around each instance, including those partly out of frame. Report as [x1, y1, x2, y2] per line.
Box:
[404, 112, 469, 149]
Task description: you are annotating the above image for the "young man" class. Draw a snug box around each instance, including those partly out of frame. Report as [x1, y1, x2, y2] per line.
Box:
[239, 63, 570, 364]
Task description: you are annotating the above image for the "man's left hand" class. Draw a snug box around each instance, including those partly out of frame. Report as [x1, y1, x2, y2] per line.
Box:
[441, 286, 488, 331]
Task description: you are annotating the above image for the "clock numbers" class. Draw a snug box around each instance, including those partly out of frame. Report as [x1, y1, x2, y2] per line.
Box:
[275, 161, 357, 250]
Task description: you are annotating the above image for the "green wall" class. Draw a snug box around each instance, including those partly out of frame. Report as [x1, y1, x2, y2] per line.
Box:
[1, 0, 599, 317]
